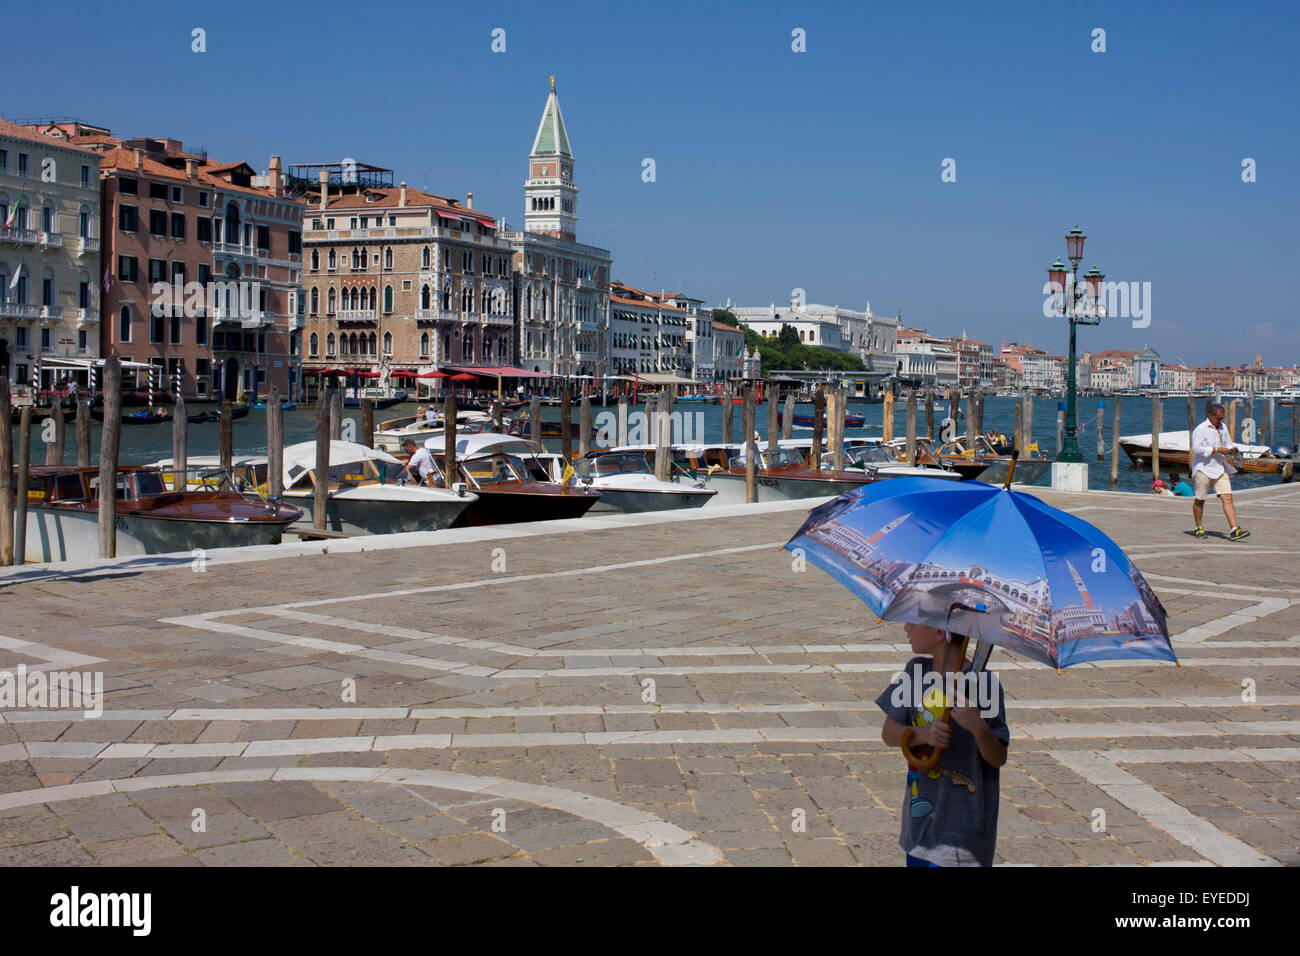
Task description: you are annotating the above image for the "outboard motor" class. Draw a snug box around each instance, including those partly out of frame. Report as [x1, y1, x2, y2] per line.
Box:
[1273, 443, 1296, 460]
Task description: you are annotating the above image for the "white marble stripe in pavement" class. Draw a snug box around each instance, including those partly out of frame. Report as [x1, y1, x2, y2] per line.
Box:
[0, 634, 107, 668]
[1051, 749, 1281, 867]
[4, 694, 1299, 724]
[13, 722, 1300, 762]
[0, 766, 722, 865]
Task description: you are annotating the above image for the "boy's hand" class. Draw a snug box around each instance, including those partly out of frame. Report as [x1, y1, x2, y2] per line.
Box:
[925, 720, 951, 748]
[950, 700, 986, 734]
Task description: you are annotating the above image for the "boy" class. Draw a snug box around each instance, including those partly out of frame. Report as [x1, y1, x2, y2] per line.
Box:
[876, 621, 1009, 866]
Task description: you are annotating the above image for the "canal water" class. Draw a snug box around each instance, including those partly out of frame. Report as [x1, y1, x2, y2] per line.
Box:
[11, 395, 1295, 495]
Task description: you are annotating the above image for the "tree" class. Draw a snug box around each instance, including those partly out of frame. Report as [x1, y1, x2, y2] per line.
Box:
[777, 324, 801, 352]
[712, 308, 740, 328]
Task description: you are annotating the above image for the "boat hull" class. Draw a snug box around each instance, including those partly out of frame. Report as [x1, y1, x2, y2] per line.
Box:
[701, 472, 869, 505]
[456, 489, 599, 526]
[285, 490, 472, 535]
[21, 506, 294, 563]
[587, 485, 716, 513]
[975, 458, 1051, 485]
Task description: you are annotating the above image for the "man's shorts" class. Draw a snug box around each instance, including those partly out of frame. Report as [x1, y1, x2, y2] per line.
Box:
[1193, 471, 1232, 500]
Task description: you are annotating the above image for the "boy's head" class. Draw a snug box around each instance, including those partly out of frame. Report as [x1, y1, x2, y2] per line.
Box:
[903, 621, 950, 656]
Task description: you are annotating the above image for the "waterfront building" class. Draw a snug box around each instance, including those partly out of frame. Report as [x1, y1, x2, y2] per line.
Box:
[947, 332, 994, 389]
[0, 118, 103, 387]
[1000, 342, 1055, 392]
[897, 328, 957, 388]
[712, 321, 744, 381]
[1158, 363, 1195, 391]
[1233, 366, 1268, 392]
[59, 123, 304, 399]
[1190, 365, 1234, 391]
[662, 291, 714, 382]
[728, 297, 900, 372]
[295, 164, 514, 392]
[608, 281, 688, 378]
[505, 78, 612, 380]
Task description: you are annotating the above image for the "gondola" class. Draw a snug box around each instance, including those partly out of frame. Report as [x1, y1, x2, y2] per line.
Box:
[89, 406, 174, 425]
[252, 400, 297, 411]
[9, 405, 77, 425]
[187, 402, 250, 424]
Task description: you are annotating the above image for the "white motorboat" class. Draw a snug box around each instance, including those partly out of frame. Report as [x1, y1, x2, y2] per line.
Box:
[831, 444, 963, 480]
[374, 410, 491, 452]
[573, 450, 716, 512]
[280, 441, 476, 534]
[1119, 430, 1287, 475]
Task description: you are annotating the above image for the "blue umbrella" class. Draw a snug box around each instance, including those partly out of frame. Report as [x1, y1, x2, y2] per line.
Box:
[785, 476, 1174, 670]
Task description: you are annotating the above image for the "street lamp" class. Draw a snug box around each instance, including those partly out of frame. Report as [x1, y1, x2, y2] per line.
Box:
[1048, 225, 1103, 466]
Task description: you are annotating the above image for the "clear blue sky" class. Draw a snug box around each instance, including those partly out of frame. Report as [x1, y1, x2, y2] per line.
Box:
[11, 0, 1297, 365]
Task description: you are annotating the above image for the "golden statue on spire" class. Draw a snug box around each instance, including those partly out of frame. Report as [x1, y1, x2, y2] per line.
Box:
[550, 75, 556, 91]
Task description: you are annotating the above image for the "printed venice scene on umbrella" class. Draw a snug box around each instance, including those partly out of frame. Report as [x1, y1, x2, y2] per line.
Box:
[789, 483, 1172, 669]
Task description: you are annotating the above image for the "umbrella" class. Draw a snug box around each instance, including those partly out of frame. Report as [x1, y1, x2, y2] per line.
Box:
[784, 474, 1174, 764]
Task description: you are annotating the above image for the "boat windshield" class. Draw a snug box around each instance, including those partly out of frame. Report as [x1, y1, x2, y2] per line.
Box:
[131, 470, 168, 497]
[760, 448, 804, 468]
[322, 459, 383, 486]
[846, 446, 894, 466]
[579, 452, 653, 478]
[459, 453, 529, 487]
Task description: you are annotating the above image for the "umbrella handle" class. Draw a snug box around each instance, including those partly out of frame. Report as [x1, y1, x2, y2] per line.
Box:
[901, 705, 952, 771]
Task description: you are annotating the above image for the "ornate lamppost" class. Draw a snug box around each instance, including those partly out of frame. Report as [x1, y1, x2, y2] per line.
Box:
[1047, 225, 1104, 488]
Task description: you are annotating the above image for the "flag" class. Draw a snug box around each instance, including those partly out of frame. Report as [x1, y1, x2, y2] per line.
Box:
[3, 194, 25, 229]
[103, 266, 111, 293]
[589, 263, 596, 281]
[735, 342, 743, 359]
[9, 263, 20, 292]
[560, 462, 576, 487]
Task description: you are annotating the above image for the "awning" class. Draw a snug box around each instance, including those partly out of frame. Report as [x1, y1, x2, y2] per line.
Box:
[351, 369, 380, 378]
[636, 372, 697, 385]
[306, 368, 350, 376]
[444, 365, 550, 379]
[436, 210, 462, 221]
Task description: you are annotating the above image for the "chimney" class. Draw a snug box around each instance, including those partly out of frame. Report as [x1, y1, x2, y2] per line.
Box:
[399, 182, 407, 207]
[318, 168, 329, 211]
[466, 191, 473, 209]
[134, 149, 144, 171]
[186, 158, 198, 182]
[268, 156, 283, 198]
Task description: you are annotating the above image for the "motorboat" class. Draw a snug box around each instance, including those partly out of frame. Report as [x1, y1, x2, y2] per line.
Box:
[1119, 430, 1290, 475]
[779, 411, 868, 429]
[832, 444, 963, 480]
[573, 450, 716, 512]
[374, 410, 492, 452]
[279, 441, 476, 534]
[14, 465, 301, 562]
[344, 391, 409, 409]
[90, 405, 173, 426]
[422, 433, 601, 526]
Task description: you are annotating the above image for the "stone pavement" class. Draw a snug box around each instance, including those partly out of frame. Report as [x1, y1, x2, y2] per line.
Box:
[1, 483, 1297, 866]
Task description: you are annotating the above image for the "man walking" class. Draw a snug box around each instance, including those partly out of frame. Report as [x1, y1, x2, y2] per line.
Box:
[1191, 402, 1249, 540]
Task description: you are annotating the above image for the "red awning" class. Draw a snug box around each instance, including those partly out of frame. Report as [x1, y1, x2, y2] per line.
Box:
[449, 373, 478, 382]
[471, 216, 496, 227]
[307, 368, 350, 376]
[351, 369, 380, 378]
[416, 370, 449, 379]
[445, 365, 551, 379]
[436, 210, 462, 221]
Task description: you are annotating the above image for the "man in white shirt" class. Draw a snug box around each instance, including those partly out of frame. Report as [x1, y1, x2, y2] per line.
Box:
[1190, 403, 1249, 540]
[402, 438, 437, 485]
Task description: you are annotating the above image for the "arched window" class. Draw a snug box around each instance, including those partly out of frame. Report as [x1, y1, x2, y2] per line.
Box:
[326, 332, 336, 356]
[461, 285, 472, 313]
[421, 246, 430, 269]
[310, 287, 319, 314]
[420, 333, 429, 357]
[310, 249, 319, 271]
[441, 281, 450, 311]
[367, 288, 376, 311]
[224, 202, 240, 248]
[383, 247, 393, 269]
[350, 287, 359, 311]
[383, 331, 393, 355]
[327, 288, 336, 314]
[443, 333, 451, 360]
[119, 304, 132, 342]
[309, 332, 319, 356]
[420, 285, 430, 310]
[327, 249, 336, 269]
[369, 333, 377, 355]
[383, 285, 393, 314]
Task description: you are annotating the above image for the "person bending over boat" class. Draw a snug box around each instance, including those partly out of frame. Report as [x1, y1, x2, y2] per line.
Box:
[1191, 403, 1249, 540]
[402, 438, 438, 486]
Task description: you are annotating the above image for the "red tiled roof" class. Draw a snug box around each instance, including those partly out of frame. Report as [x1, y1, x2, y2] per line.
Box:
[313, 186, 496, 222]
[0, 118, 99, 155]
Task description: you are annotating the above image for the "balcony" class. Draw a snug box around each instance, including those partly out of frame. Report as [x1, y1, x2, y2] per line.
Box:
[39, 305, 65, 325]
[1, 226, 38, 246]
[0, 302, 40, 323]
[213, 241, 257, 259]
[39, 232, 63, 250]
[290, 314, 305, 330]
[77, 308, 100, 327]
[241, 310, 268, 329]
[484, 313, 515, 327]
[337, 309, 378, 325]
[78, 236, 99, 255]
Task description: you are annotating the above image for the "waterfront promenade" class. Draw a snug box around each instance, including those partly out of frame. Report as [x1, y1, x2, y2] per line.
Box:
[0, 483, 1297, 866]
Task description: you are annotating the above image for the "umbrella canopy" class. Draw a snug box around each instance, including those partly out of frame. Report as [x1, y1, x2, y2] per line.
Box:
[785, 477, 1174, 669]
[417, 370, 450, 379]
[449, 373, 477, 382]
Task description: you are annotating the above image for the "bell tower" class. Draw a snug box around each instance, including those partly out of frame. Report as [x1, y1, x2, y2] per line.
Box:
[524, 76, 578, 240]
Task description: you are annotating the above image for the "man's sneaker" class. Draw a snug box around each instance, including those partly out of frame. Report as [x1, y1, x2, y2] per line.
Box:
[1193, 526, 1208, 538]
[1229, 526, 1251, 540]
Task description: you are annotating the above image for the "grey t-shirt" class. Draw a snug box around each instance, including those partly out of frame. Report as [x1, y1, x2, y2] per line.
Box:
[875, 655, 1009, 866]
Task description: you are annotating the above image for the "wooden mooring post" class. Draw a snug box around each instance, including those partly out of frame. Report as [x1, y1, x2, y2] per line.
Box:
[97, 357, 122, 558]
